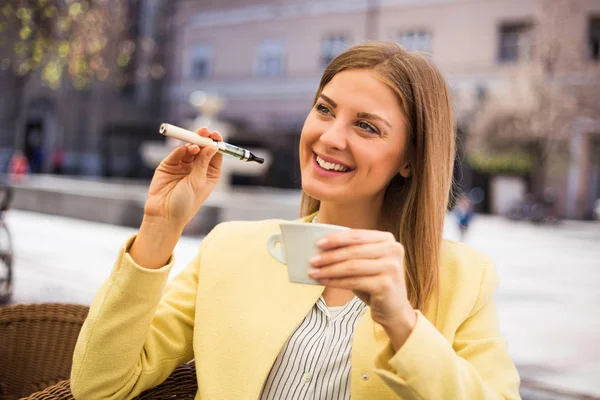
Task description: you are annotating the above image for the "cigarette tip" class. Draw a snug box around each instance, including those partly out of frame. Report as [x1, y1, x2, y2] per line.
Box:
[159, 123, 167, 135]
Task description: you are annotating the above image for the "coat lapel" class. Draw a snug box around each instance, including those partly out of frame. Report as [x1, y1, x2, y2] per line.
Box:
[234, 214, 326, 398]
[254, 261, 325, 381]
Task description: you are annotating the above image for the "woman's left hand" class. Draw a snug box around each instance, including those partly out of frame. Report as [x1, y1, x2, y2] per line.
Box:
[308, 229, 417, 348]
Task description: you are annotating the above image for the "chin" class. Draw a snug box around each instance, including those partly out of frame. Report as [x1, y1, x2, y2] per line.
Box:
[301, 178, 346, 203]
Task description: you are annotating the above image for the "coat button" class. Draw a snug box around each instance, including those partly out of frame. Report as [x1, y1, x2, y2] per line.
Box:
[361, 372, 370, 381]
[302, 372, 313, 383]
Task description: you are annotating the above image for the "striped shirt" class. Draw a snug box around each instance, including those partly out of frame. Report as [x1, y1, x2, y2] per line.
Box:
[260, 296, 367, 400]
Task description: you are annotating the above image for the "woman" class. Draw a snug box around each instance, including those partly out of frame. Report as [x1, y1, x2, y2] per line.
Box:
[71, 42, 521, 399]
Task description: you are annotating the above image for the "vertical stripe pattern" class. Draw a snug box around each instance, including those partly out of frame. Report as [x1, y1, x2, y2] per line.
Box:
[260, 296, 367, 400]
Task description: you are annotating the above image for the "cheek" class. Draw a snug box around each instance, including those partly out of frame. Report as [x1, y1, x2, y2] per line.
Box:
[299, 129, 311, 160]
[299, 136, 315, 168]
[299, 117, 320, 152]
[363, 148, 404, 180]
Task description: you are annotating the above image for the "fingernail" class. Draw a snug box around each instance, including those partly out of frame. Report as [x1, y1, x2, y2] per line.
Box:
[307, 268, 318, 276]
[309, 255, 321, 264]
[315, 238, 328, 247]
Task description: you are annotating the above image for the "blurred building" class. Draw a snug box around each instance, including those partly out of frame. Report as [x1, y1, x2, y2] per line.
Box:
[169, 0, 600, 219]
[0, 0, 173, 178]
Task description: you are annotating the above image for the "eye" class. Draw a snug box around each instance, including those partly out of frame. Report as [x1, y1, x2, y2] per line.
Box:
[315, 103, 333, 116]
[356, 121, 380, 135]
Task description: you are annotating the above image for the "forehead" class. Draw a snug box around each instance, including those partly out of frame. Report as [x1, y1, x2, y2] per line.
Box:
[321, 69, 402, 113]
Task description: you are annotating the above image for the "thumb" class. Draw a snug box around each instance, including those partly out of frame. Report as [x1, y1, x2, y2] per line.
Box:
[190, 145, 219, 181]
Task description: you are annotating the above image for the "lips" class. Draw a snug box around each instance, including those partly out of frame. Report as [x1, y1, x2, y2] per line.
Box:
[313, 152, 353, 171]
[312, 152, 354, 177]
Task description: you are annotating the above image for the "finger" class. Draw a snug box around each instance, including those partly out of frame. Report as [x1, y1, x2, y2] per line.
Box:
[309, 242, 389, 267]
[317, 275, 383, 293]
[208, 130, 223, 142]
[161, 145, 189, 166]
[189, 144, 219, 181]
[308, 258, 384, 280]
[207, 148, 223, 171]
[317, 229, 396, 250]
[180, 144, 201, 164]
[206, 131, 223, 169]
[194, 128, 222, 166]
[196, 127, 211, 137]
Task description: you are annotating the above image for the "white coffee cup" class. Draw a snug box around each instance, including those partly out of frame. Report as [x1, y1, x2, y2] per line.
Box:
[267, 221, 350, 285]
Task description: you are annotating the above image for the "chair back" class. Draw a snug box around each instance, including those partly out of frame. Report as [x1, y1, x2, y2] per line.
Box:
[0, 303, 89, 400]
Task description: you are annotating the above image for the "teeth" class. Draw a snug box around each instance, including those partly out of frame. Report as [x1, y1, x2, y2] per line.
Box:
[316, 155, 348, 172]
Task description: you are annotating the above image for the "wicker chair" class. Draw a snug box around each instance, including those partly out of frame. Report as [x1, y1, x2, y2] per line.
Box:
[0, 303, 198, 400]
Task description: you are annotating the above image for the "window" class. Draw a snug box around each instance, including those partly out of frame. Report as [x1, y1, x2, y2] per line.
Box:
[257, 40, 284, 77]
[321, 35, 348, 68]
[189, 45, 213, 79]
[397, 31, 431, 53]
[498, 23, 533, 63]
[589, 17, 600, 60]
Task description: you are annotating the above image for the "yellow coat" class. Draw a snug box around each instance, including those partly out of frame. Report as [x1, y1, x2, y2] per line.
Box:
[71, 217, 521, 399]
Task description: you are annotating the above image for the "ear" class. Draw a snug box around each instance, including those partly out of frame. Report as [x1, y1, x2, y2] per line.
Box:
[399, 161, 411, 178]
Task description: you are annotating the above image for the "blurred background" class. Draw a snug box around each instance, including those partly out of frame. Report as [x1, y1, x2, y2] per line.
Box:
[0, 0, 598, 399]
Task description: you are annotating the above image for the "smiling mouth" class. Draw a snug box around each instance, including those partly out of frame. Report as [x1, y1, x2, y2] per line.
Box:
[314, 153, 353, 173]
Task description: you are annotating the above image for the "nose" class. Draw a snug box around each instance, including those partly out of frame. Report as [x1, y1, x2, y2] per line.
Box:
[319, 122, 347, 151]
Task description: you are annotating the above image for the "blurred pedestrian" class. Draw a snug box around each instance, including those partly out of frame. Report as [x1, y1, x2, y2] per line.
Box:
[71, 42, 520, 399]
[50, 148, 65, 175]
[8, 150, 29, 183]
[453, 194, 475, 241]
[542, 187, 558, 223]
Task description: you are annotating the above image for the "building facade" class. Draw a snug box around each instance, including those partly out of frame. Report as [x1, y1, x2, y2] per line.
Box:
[0, 0, 173, 178]
[170, 0, 600, 219]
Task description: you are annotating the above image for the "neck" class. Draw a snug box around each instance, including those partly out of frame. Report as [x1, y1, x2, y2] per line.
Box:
[316, 199, 383, 230]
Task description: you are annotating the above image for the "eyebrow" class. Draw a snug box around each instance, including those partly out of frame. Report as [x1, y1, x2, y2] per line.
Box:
[319, 94, 393, 129]
[319, 94, 337, 108]
[357, 112, 392, 129]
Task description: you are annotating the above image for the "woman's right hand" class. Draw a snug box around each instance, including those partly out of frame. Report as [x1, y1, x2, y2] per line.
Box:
[143, 127, 223, 231]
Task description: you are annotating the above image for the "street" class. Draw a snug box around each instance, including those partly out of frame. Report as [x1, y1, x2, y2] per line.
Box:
[5, 210, 600, 399]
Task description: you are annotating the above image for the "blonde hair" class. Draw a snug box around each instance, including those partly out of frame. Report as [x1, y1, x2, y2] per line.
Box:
[300, 42, 455, 312]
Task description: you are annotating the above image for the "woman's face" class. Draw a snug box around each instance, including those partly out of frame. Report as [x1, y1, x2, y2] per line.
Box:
[300, 68, 410, 207]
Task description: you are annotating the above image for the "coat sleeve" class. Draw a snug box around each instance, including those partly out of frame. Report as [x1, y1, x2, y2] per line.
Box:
[373, 260, 521, 399]
[70, 227, 219, 400]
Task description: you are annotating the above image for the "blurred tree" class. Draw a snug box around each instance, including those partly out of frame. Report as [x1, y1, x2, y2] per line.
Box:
[0, 0, 171, 143]
[467, 0, 598, 199]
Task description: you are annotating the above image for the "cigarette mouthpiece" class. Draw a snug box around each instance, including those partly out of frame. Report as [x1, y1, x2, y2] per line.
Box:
[248, 153, 264, 164]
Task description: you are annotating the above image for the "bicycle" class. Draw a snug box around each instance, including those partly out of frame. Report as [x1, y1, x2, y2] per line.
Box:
[0, 184, 14, 303]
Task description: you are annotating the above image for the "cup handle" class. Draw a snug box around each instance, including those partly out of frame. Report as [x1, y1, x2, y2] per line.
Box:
[267, 233, 286, 264]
